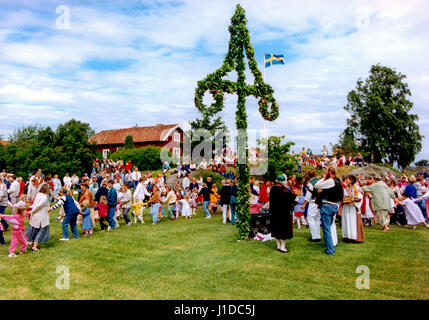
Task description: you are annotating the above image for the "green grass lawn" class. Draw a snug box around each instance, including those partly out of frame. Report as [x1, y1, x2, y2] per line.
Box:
[0, 205, 428, 300]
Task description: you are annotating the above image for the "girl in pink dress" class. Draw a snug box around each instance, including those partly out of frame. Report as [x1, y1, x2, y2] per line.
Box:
[0, 206, 29, 257]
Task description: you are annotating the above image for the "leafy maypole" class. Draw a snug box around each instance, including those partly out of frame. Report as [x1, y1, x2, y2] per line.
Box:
[194, 4, 279, 239]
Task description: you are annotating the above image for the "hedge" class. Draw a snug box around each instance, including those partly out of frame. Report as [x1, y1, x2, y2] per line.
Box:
[109, 146, 167, 171]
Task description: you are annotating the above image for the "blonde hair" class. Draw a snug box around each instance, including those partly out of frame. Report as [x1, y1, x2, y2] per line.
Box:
[81, 200, 90, 208]
[100, 195, 107, 204]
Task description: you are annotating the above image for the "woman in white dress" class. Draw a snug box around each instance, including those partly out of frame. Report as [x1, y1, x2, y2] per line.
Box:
[400, 192, 429, 230]
[341, 175, 365, 243]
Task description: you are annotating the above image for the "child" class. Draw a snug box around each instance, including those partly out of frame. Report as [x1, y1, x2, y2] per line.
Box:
[180, 194, 192, 219]
[114, 199, 121, 228]
[361, 191, 375, 227]
[189, 187, 198, 215]
[49, 187, 81, 240]
[399, 192, 429, 230]
[175, 189, 183, 219]
[0, 206, 28, 257]
[209, 185, 220, 215]
[293, 189, 308, 230]
[97, 195, 109, 231]
[80, 200, 93, 236]
[160, 189, 167, 218]
[182, 187, 191, 198]
[131, 201, 145, 224]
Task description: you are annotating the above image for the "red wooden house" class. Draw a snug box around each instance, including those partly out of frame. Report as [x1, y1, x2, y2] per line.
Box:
[89, 123, 183, 159]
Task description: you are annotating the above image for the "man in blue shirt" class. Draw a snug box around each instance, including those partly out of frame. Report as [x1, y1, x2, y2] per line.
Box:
[106, 180, 118, 230]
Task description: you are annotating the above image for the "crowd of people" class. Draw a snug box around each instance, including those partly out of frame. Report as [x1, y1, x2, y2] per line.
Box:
[268, 166, 429, 254]
[1, 154, 428, 258]
[296, 146, 367, 173]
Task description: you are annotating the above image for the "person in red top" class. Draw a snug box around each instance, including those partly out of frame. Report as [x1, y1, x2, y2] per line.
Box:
[125, 160, 132, 172]
[18, 177, 26, 197]
[259, 180, 269, 204]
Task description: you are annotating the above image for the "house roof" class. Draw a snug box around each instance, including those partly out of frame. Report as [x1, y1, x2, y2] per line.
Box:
[0, 140, 10, 146]
[89, 124, 181, 146]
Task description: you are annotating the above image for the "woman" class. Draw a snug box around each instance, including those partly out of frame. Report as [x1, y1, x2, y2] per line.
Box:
[26, 183, 51, 251]
[341, 175, 365, 243]
[147, 186, 161, 225]
[79, 183, 95, 228]
[269, 174, 296, 253]
[0, 179, 9, 231]
[120, 182, 133, 226]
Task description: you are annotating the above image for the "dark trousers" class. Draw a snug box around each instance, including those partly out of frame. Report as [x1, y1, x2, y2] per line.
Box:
[390, 204, 408, 226]
[122, 208, 131, 224]
[99, 217, 108, 230]
[0, 230, 4, 245]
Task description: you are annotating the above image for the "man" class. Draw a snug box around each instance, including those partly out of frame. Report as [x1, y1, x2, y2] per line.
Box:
[206, 177, 213, 191]
[198, 183, 211, 219]
[106, 180, 117, 230]
[314, 167, 343, 255]
[417, 168, 429, 180]
[8, 175, 20, 214]
[361, 175, 395, 232]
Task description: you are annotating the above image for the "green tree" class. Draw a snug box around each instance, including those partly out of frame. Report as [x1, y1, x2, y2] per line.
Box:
[124, 135, 135, 150]
[257, 136, 296, 181]
[3, 120, 96, 178]
[186, 112, 229, 158]
[344, 64, 423, 168]
[194, 4, 280, 239]
[415, 159, 429, 166]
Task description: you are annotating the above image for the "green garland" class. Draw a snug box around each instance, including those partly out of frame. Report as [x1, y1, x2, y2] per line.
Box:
[194, 4, 279, 239]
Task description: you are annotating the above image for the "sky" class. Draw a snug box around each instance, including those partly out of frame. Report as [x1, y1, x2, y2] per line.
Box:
[0, 0, 428, 163]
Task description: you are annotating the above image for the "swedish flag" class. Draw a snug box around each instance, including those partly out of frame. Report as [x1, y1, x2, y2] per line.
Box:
[265, 54, 284, 68]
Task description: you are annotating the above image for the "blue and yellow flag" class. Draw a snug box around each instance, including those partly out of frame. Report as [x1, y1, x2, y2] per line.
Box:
[265, 54, 284, 68]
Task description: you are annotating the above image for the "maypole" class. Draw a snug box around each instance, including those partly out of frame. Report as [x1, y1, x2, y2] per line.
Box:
[194, 4, 280, 239]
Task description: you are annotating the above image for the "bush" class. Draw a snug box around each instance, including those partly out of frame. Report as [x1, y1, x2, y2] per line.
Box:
[109, 146, 166, 171]
[191, 170, 224, 189]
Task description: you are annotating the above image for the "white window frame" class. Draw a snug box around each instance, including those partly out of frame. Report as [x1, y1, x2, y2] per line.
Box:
[117, 147, 122, 152]
[102, 149, 109, 159]
[174, 132, 180, 142]
[173, 147, 181, 158]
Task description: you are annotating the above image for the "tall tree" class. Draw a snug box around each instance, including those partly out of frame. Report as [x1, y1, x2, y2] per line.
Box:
[188, 112, 229, 158]
[257, 136, 296, 181]
[124, 135, 135, 150]
[194, 4, 280, 239]
[344, 64, 422, 168]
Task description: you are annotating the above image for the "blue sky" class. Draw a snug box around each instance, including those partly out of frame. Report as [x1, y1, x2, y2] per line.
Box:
[0, 0, 428, 163]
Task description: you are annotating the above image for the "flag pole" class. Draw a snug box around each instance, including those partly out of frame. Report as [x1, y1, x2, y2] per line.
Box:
[263, 53, 266, 138]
